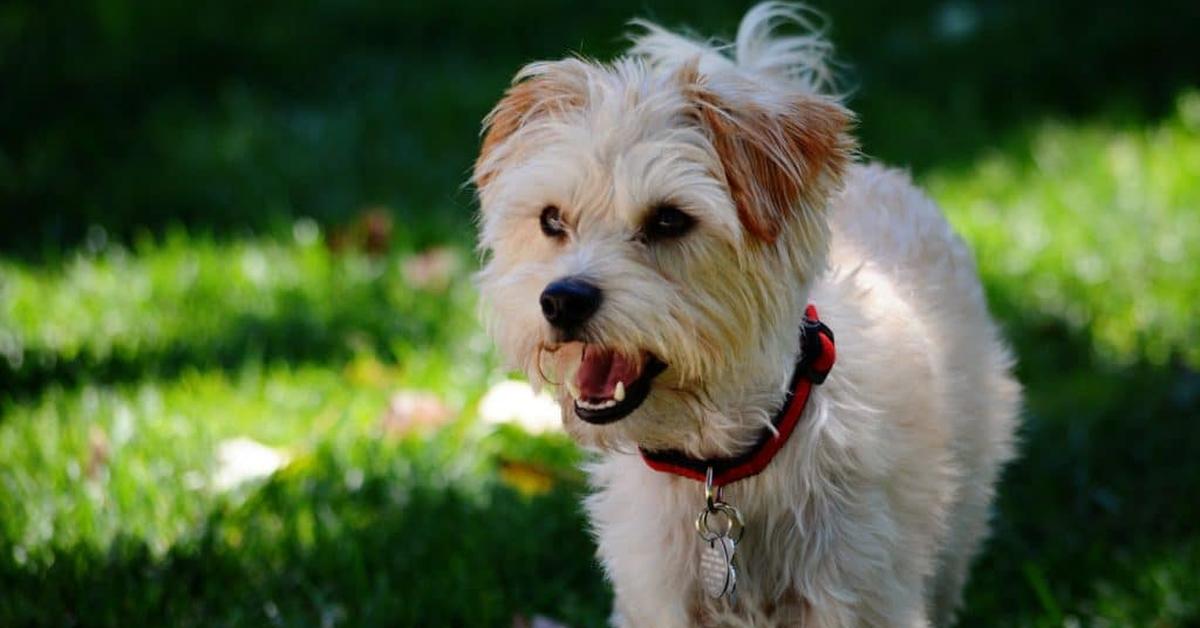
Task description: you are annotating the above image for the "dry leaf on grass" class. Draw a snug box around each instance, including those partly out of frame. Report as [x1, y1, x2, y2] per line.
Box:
[379, 390, 453, 436]
[498, 460, 558, 497]
[401, 246, 461, 290]
[511, 614, 571, 628]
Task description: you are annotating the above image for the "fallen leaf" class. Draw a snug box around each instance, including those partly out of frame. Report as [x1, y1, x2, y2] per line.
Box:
[498, 460, 557, 497]
[512, 614, 571, 628]
[402, 246, 461, 290]
[86, 424, 110, 480]
[380, 390, 453, 436]
[326, 207, 393, 257]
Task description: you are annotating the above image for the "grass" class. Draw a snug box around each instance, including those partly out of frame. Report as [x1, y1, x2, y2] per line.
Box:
[0, 363, 604, 627]
[930, 94, 1200, 627]
[932, 91, 1200, 367]
[0, 229, 482, 398]
[5, 0, 1198, 255]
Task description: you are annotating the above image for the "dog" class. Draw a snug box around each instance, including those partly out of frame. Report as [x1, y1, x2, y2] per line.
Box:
[473, 3, 1020, 626]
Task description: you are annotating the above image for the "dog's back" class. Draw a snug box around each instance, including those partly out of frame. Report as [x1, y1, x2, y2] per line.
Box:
[826, 164, 1021, 622]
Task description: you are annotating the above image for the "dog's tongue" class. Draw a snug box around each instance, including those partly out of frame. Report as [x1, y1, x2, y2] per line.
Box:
[576, 346, 641, 401]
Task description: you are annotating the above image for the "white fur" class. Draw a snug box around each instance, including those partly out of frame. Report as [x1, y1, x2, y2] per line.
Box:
[474, 4, 1020, 626]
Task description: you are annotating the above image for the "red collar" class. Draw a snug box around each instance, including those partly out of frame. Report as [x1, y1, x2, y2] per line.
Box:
[639, 305, 836, 487]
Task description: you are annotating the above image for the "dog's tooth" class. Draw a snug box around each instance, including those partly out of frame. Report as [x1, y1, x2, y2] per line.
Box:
[578, 398, 618, 410]
[566, 381, 581, 401]
[614, 381, 625, 402]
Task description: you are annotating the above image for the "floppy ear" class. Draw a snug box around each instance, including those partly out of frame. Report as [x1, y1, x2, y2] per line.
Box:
[473, 61, 588, 191]
[687, 80, 854, 244]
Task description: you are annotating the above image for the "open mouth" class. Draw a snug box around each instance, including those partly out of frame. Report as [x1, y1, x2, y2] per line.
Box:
[565, 346, 667, 425]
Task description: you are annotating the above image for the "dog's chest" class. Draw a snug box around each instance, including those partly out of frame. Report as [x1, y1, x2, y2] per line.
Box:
[591, 457, 812, 626]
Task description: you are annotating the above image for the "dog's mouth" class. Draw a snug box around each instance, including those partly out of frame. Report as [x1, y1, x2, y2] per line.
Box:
[562, 345, 667, 425]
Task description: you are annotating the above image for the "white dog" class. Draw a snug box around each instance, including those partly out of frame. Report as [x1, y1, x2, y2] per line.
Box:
[473, 4, 1020, 626]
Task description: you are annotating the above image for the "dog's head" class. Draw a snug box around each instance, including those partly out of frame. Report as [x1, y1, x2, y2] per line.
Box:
[474, 8, 853, 454]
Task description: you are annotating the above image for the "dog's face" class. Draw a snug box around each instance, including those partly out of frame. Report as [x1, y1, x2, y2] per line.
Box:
[475, 58, 851, 454]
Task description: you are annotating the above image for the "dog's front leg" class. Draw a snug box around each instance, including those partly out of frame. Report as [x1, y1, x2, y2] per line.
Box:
[605, 568, 701, 628]
[789, 493, 936, 628]
[588, 456, 700, 628]
[607, 592, 690, 628]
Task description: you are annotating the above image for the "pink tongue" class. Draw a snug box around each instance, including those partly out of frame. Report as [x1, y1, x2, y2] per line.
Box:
[575, 346, 641, 401]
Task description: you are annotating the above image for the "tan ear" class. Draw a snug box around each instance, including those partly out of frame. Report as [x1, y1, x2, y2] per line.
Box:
[473, 63, 587, 190]
[689, 83, 854, 243]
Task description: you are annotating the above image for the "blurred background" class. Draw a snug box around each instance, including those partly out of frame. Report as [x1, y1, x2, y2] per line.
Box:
[1, 0, 1198, 625]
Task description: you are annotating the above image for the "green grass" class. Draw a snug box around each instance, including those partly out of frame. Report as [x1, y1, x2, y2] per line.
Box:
[933, 91, 1200, 367]
[0, 229, 482, 398]
[0, 363, 605, 627]
[936, 94, 1200, 627]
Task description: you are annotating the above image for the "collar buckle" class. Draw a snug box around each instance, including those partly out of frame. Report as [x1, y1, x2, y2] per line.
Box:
[800, 305, 836, 385]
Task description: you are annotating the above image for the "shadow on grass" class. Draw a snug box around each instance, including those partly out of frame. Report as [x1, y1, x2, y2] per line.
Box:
[0, 280, 476, 408]
[959, 289, 1200, 624]
[4, 0, 1197, 260]
[0, 449, 610, 628]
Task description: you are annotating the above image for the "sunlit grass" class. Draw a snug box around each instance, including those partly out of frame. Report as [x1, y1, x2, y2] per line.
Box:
[929, 90, 1200, 367]
[0, 355, 598, 625]
[0, 363, 600, 626]
[0, 226, 480, 381]
[1, 364, 393, 563]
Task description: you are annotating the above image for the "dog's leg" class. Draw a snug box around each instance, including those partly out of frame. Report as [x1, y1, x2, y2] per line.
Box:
[772, 480, 940, 628]
[588, 455, 696, 628]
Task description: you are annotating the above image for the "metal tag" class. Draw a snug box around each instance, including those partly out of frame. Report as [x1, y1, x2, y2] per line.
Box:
[699, 535, 737, 598]
[695, 467, 744, 600]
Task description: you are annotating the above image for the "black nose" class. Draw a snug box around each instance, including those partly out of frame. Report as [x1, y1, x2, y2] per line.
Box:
[540, 277, 602, 331]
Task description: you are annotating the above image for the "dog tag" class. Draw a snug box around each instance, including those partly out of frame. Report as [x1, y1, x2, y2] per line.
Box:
[699, 535, 737, 598]
[695, 468, 744, 600]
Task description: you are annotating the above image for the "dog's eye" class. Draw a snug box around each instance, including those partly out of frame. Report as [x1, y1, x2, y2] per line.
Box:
[643, 203, 695, 241]
[539, 205, 567, 239]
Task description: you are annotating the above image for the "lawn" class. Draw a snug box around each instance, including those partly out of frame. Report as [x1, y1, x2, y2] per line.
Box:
[2, 1, 1198, 626]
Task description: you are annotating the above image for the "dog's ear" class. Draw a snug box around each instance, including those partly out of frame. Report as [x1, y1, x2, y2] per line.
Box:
[473, 61, 588, 191]
[685, 73, 854, 244]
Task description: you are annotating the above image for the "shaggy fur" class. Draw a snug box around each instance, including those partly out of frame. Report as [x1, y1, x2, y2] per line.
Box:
[473, 4, 1020, 626]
